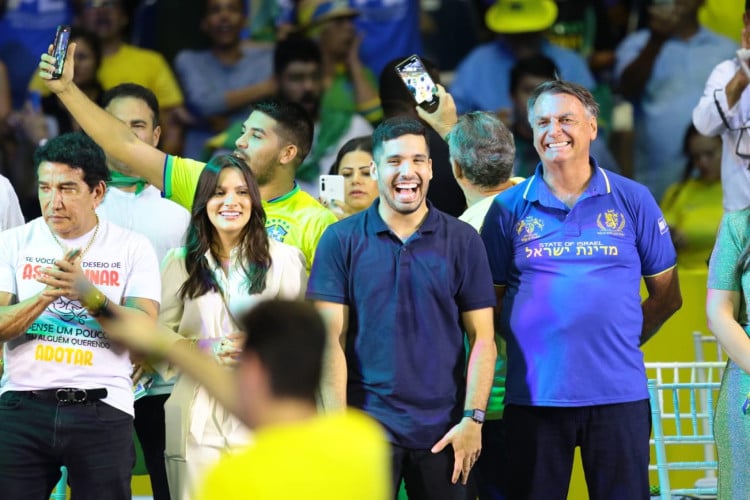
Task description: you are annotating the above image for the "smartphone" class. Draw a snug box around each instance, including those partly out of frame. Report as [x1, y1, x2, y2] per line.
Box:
[50, 25, 71, 80]
[319, 174, 345, 202]
[395, 54, 439, 113]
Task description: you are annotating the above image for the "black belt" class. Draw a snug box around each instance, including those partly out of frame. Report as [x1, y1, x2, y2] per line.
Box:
[21, 388, 108, 404]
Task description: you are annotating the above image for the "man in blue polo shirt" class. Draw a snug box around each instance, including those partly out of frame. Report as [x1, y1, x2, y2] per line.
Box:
[481, 80, 682, 499]
[307, 116, 497, 500]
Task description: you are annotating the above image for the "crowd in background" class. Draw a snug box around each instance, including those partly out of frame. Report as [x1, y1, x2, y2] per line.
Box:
[0, 0, 748, 499]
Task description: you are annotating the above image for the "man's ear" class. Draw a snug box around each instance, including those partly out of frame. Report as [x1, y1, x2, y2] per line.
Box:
[370, 160, 378, 180]
[278, 144, 299, 165]
[92, 180, 107, 208]
[451, 158, 463, 180]
[152, 125, 162, 148]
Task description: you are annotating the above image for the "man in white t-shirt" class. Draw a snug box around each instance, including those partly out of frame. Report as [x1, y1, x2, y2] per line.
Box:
[0, 174, 24, 231]
[0, 132, 161, 500]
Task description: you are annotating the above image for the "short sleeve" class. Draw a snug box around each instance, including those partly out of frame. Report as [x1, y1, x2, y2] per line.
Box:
[454, 229, 496, 312]
[708, 211, 748, 292]
[163, 155, 205, 211]
[305, 225, 348, 304]
[122, 233, 162, 303]
[480, 197, 513, 286]
[633, 188, 677, 277]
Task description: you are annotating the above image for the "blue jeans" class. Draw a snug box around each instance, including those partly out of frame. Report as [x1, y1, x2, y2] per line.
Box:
[0, 391, 134, 500]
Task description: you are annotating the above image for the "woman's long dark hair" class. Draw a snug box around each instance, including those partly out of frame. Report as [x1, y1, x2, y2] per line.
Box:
[179, 155, 271, 300]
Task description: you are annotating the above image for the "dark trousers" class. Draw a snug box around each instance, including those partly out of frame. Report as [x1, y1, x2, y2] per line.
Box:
[504, 400, 651, 500]
[391, 443, 475, 500]
[134, 393, 171, 500]
[0, 391, 134, 500]
[474, 418, 507, 500]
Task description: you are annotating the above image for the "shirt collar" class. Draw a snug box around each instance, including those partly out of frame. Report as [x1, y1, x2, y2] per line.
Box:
[365, 199, 439, 236]
[522, 157, 611, 205]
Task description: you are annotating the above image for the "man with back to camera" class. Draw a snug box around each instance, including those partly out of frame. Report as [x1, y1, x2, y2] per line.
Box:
[418, 86, 517, 499]
[37, 42, 337, 273]
[481, 79, 682, 499]
[307, 116, 497, 499]
[0, 131, 161, 499]
[70, 296, 392, 500]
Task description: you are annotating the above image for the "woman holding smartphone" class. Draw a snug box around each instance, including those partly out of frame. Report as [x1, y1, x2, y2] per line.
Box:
[158, 154, 307, 500]
[322, 136, 379, 219]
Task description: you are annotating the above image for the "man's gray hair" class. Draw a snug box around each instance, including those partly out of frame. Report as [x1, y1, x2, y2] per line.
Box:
[527, 79, 599, 124]
[446, 112, 515, 189]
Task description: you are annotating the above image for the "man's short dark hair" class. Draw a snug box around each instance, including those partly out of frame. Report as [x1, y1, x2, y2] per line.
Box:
[274, 34, 321, 76]
[372, 116, 429, 163]
[253, 98, 314, 164]
[509, 54, 559, 95]
[446, 112, 515, 188]
[102, 83, 160, 127]
[240, 300, 326, 401]
[34, 132, 111, 189]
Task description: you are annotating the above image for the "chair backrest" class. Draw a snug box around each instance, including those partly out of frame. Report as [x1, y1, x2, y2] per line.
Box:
[645, 361, 724, 500]
[692, 331, 726, 364]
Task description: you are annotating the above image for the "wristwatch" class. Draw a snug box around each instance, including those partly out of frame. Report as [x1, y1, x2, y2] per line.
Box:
[463, 408, 486, 424]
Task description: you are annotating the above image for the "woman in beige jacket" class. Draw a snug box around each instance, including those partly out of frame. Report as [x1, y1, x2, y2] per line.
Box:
[157, 154, 307, 500]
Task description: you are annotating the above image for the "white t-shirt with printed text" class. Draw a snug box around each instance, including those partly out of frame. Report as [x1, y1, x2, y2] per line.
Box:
[0, 217, 161, 416]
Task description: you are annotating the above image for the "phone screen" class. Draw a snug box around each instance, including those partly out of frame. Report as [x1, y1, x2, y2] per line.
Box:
[51, 25, 71, 79]
[395, 55, 438, 111]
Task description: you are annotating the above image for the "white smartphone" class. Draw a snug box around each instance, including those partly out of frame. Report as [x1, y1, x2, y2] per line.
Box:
[319, 174, 345, 202]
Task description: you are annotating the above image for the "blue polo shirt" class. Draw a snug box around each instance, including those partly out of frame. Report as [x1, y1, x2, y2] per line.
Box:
[307, 200, 496, 448]
[481, 162, 676, 407]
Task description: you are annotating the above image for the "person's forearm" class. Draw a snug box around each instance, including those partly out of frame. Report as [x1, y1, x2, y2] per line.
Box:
[161, 337, 239, 418]
[0, 293, 55, 341]
[464, 335, 496, 411]
[54, 83, 165, 186]
[320, 341, 348, 411]
[726, 70, 750, 109]
[618, 35, 667, 100]
[348, 61, 382, 124]
[708, 314, 750, 373]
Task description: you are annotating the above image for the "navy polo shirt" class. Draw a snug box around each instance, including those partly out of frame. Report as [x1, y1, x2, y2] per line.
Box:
[307, 200, 496, 448]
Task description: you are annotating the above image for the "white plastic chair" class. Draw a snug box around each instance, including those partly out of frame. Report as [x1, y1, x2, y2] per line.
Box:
[645, 361, 724, 500]
[692, 331, 726, 365]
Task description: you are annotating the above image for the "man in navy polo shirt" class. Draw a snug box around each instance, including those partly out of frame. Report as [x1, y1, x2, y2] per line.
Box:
[307, 116, 496, 500]
[481, 80, 682, 499]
